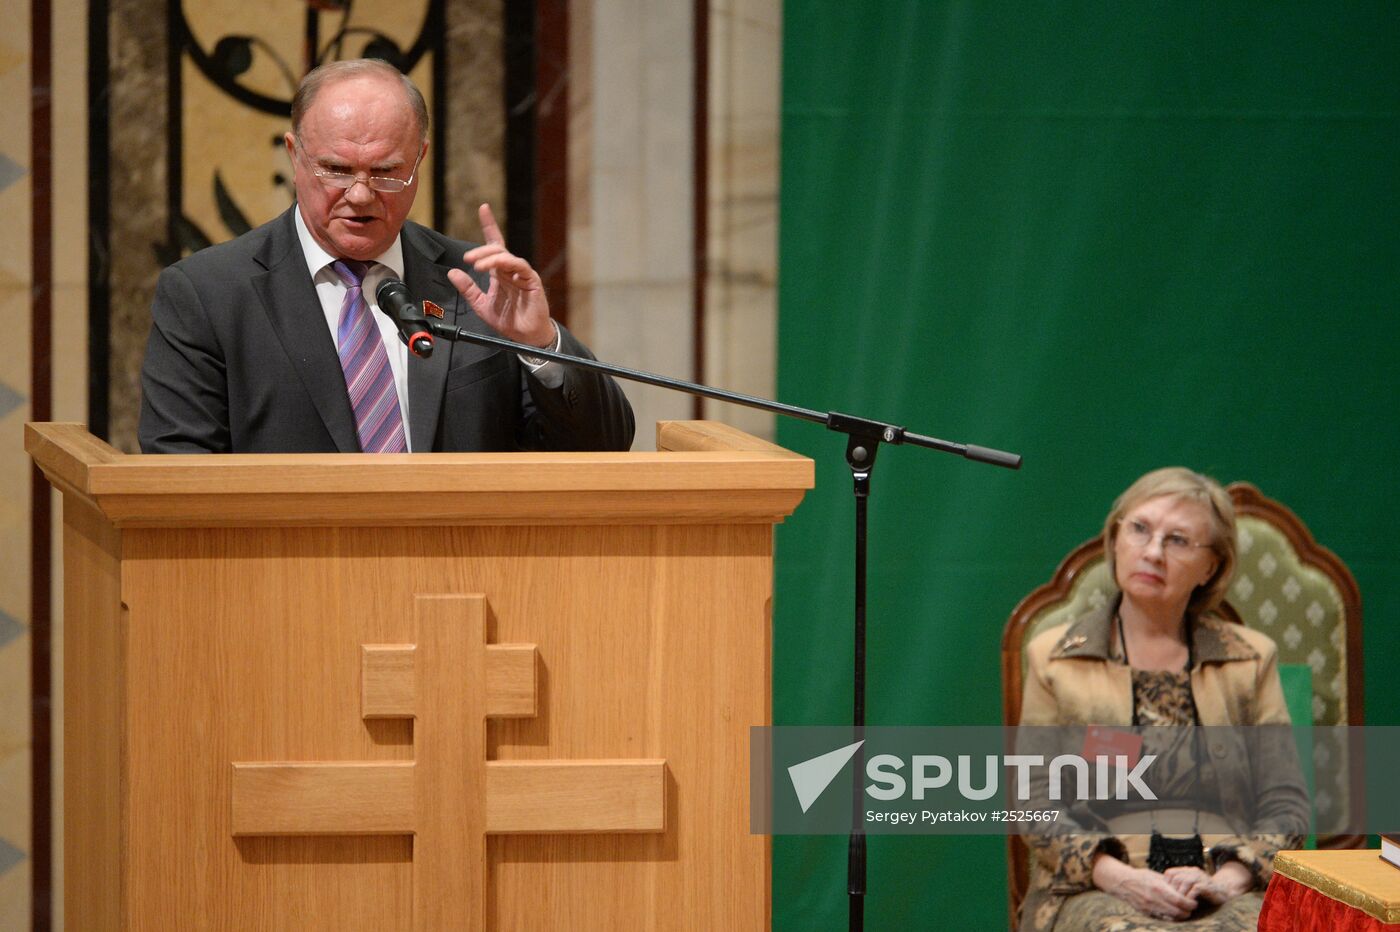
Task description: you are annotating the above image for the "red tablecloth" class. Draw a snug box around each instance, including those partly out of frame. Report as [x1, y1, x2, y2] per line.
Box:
[1260, 872, 1396, 931]
[1259, 851, 1400, 931]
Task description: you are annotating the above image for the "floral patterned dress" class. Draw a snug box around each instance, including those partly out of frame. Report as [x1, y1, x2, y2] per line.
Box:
[1038, 667, 1275, 932]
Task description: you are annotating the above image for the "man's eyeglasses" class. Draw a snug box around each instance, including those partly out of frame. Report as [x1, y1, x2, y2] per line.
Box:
[295, 141, 422, 193]
[1118, 519, 1212, 558]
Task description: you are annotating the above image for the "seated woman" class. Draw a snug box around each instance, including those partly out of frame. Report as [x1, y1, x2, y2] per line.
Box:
[1017, 468, 1308, 931]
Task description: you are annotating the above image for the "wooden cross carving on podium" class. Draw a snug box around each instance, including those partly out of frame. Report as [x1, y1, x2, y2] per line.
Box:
[228, 594, 666, 931]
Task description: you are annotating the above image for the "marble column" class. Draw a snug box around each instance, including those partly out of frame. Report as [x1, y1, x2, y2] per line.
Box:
[703, 0, 780, 441]
[571, 0, 781, 449]
[570, 0, 697, 450]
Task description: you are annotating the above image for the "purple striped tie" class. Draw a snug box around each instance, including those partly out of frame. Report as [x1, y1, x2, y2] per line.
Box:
[332, 259, 407, 453]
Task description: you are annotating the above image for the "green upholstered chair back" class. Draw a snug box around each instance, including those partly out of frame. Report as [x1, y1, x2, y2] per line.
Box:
[999, 482, 1363, 929]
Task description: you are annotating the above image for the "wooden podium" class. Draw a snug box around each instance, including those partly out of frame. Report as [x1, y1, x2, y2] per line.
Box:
[26, 421, 812, 931]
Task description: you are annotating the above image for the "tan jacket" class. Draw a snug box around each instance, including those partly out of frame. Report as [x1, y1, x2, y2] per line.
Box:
[1016, 598, 1308, 932]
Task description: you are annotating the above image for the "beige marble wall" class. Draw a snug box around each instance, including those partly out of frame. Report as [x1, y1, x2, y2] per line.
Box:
[1, 0, 89, 927]
[570, 0, 697, 450]
[571, 0, 780, 448]
[0, 3, 34, 924]
[703, 0, 780, 441]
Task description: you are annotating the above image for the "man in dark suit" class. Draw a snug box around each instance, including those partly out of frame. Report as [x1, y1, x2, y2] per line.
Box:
[139, 59, 634, 454]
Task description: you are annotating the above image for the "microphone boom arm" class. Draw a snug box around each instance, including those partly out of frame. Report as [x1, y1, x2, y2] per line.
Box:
[424, 319, 1021, 469]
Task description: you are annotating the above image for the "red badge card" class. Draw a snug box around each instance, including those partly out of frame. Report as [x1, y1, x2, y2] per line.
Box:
[1082, 726, 1143, 768]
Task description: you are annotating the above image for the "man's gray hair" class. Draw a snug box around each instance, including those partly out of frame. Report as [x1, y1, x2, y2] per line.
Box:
[291, 58, 429, 143]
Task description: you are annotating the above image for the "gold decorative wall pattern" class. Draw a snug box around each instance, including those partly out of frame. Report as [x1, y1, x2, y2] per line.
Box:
[172, 0, 438, 258]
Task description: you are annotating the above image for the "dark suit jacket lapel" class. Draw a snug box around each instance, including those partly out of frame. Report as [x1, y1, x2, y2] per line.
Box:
[401, 223, 461, 453]
[251, 208, 362, 452]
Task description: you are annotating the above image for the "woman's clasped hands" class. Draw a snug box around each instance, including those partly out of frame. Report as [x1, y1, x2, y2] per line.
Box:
[1093, 855, 1197, 921]
[1163, 861, 1254, 908]
[1093, 853, 1254, 922]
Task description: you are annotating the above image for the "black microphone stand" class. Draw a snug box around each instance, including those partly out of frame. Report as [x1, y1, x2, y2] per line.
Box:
[424, 320, 1022, 931]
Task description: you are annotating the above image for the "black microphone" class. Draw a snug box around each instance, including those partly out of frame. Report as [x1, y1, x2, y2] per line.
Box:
[374, 277, 436, 358]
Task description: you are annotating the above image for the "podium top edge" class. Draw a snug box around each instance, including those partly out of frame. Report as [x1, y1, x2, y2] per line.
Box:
[25, 422, 815, 499]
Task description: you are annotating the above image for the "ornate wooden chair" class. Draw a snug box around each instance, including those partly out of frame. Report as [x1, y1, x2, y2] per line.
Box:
[1000, 482, 1364, 929]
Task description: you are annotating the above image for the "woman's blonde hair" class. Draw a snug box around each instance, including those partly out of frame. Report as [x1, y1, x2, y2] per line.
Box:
[1102, 467, 1237, 617]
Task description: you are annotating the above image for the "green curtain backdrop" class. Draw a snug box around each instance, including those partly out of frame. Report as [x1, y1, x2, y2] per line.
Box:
[773, 3, 1399, 928]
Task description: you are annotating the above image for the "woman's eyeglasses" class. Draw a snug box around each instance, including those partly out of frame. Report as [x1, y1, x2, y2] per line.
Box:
[1118, 519, 1211, 558]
